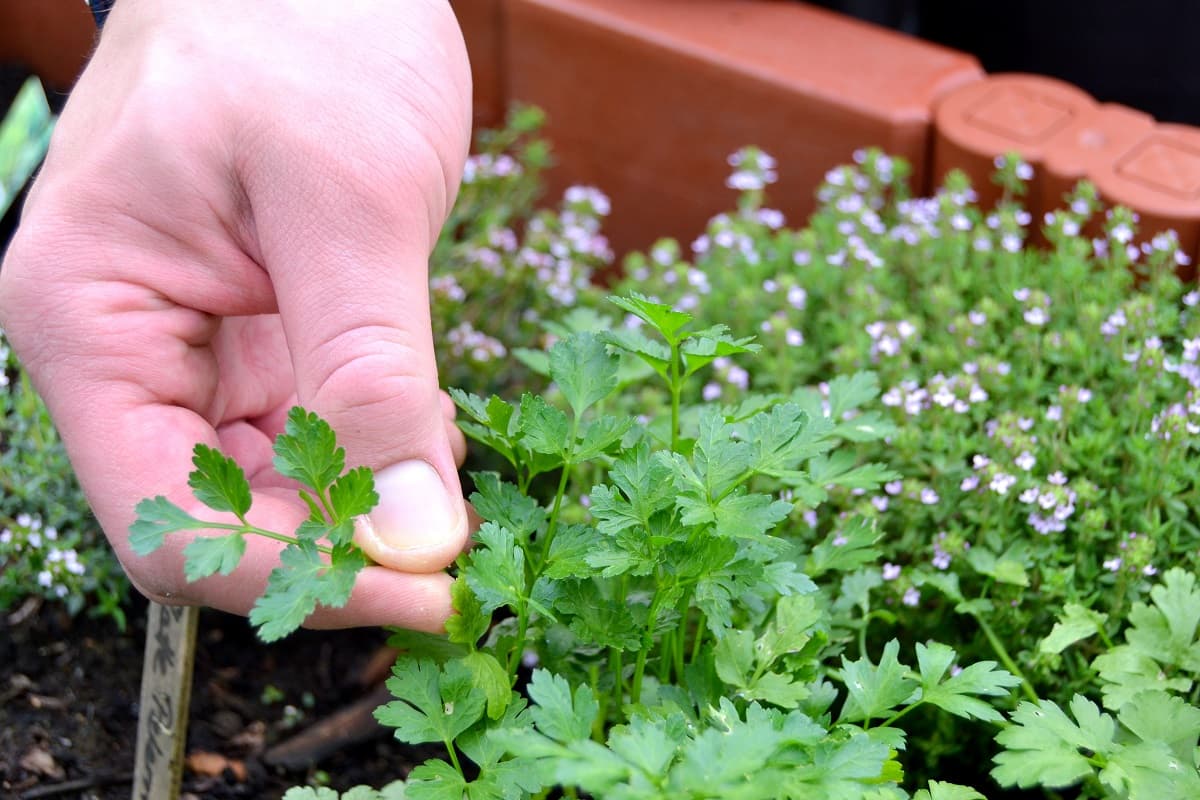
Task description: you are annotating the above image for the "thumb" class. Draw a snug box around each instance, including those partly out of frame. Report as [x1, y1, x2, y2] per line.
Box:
[249, 147, 470, 574]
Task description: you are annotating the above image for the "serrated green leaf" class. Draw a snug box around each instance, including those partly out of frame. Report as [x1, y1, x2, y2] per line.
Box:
[1094, 647, 1194, 710]
[607, 714, 685, 778]
[461, 651, 511, 720]
[405, 759, 467, 800]
[916, 642, 1020, 723]
[464, 523, 527, 615]
[838, 640, 920, 723]
[1117, 690, 1200, 766]
[469, 472, 546, 544]
[249, 540, 325, 641]
[992, 696, 1116, 789]
[1126, 568, 1200, 673]
[328, 466, 378, 525]
[680, 328, 760, 375]
[182, 533, 246, 581]
[446, 575, 491, 647]
[549, 332, 617, 416]
[609, 293, 692, 345]
[526, 669, 597, 743]
[1040, 603, 1108, 655]
[129, 497, 206, 554]
[574, 415, 633, 461]
[517, 394, 570, 456]
[598, 327, 671, 377]
[273, 407, 345, 493]
[188, 444, 252, 518]
[375, 657, 486, 745]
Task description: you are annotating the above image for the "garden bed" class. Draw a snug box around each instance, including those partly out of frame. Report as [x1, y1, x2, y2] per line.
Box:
[0, 600, 428, 799]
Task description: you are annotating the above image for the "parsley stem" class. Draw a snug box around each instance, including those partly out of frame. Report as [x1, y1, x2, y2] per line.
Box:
[973, 611, 1039, 702]
[538, 418, 579, 574]
[193, 521, 334, 556]
[669, 343, 682, 452]
[443, 737, 464, 777]
[507, 599, 530, 682]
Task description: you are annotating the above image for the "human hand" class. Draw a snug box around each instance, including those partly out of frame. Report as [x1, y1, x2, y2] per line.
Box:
[0, 0, 474, 632]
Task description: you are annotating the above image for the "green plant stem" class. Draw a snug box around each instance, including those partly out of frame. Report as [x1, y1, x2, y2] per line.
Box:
[879, 701, 921, 729]
[690, 611, 707, 664]
[669, 343, 682, 452]
[507, 599, 530, 683]
[632, 587, 667, 705]
[973, 612, 1039, 702]
[443, 738, 465, 777]
[537, 418, 579, 573]
[610, 647, 625, 709]
[194, 521, 333, 556]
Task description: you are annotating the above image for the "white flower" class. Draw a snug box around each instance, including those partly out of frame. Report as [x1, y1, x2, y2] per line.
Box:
[990, 473, 1017, 495]
[920, 488, 940, 505]
[968, 310, 987, 326]
[1103, 557, 1122, 572]
[1184, 291, 1200, 307]
[885, 481, 904, 496]
[897, 320, 916, 339]
[1048, 471, 1068, 486]
[1024, 307, 1049, 326]
[1013, 287, 1032, 302]
[1015, 451, 1036, 471]
[902, 587, 921, 607]
[1077, 388, 1093, 403]
[785, 328, 804, 347]
[1019, 487, 1040, 504]
[1111, 223, 1133, 244]
[787, 286, 807, 310]
[1001, 233, 1021, 253]
[882, 563, 901, 581]
[1046, 405, 1062, 421]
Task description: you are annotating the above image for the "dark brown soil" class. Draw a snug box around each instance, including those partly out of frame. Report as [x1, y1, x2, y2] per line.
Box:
[1, 594, 427, 799]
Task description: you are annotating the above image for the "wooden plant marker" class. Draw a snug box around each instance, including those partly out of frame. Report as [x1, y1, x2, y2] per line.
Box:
[132, 602, 199, 800]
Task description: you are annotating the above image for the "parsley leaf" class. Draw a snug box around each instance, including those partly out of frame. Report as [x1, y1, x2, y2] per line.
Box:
[273, 407, 346, 493]
[609, 293, 693, 346]
[1040, 603, 1109, 655]
[915, 641, 1020, 722]
[992, 695, 1115, 789]
[549, 332, 618, 416]
[374, 657, 486, 745]
[188, 443, 252, 519]
[837, 639, 920, 723]
[129, 497, 206, 554]
[181, 533, 246, 581]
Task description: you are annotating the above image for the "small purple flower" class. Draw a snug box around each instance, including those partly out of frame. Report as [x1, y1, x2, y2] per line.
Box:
[920, 488, 940, 505]
[882, 563, 901, 581]
[885, 480, 903, 496]
[990, 473, 1017, 495]
[1046, 405, 1063, 422]
[1048, 471, 1067, 486]
[932, 549, 952, 570]
[902, 587, 921, 607]
[785, 328, 805, 347]
[1024, 307, 1049, 326]
[1019, 487, 1040, 504]
[1015, 451, 1036, 471]
[702, 382, 722, 401]
[961, 475, 980, 492]
[1103, 557, 1122, 572]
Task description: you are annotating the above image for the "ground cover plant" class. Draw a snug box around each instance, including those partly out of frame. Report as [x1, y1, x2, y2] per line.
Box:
[131, 143, 1200, 797]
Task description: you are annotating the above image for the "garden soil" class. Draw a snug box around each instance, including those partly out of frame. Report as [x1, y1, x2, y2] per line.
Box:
[1, 594, 427, 799]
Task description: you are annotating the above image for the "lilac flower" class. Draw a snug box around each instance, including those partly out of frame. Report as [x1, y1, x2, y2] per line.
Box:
[1143, 564, 1158, 577]
[702, 383, 722, 401]
[882, 563, 901, 581]
[762, 279, 779, 293]
[1013, 287, 1032, 302]
[1111, 223, 1133, 244]
[1024, 307, 1049, 326]
[1046, 405, 1062, 422]
[961, 475, 980, 491]
[1015, 451, 1036, 471]
[803, 510, 818, 528]
[973, 454, 990, 469]
[726, 366, 749, 390]
[785, 329, 805, 347]
[932, 549, 952, 570]
[1103, 557, 1123, 572]
[990, 473, 1017, 495]
[920, 488, 940, 505]
[885, 481, 903, 496]
[1185, 291, 1200, 307]
[787, 286, 807, 309]
[794, 250, 812, 266]
[1019, 487, 1040, 504]
[1077, 388, 1093, 403]
[902, 588, 921, 607]
[756, 208, 785, 229]
[871, 496, 889, 512]
[968, 310, 987, 326]
[1048, 471, 1068, 486]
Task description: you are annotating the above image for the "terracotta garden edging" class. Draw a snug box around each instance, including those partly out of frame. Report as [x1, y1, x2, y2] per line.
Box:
[451, 0, 1200, 269]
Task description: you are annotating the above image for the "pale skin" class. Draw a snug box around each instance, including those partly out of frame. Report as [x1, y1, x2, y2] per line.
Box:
[0, 0, 476, 632]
